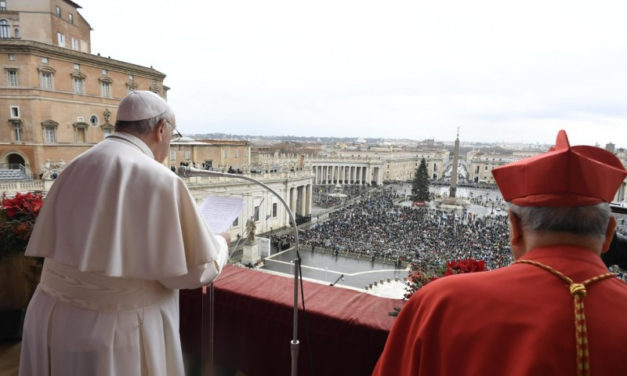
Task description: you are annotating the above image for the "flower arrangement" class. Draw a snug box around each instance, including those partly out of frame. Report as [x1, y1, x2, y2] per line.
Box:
[390, 258, 487, 316]
[0, 192, 43, 258]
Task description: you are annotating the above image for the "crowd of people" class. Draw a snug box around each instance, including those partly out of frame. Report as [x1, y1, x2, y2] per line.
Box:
[298, 186, 513, 272]
[312, 184, 371, 208]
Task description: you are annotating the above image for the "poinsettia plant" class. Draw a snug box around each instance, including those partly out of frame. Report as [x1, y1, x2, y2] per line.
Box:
[390, 258, 486, 316]
[0, 192, 43, 258]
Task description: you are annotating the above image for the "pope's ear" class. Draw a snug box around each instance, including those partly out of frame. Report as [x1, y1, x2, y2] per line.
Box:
[154, 119, 167, 142]
[601, 216, 617, 253]
[508, 210, 523, 246]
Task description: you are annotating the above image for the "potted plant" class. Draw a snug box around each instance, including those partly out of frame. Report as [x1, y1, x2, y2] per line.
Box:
[0, 192, 43, 340]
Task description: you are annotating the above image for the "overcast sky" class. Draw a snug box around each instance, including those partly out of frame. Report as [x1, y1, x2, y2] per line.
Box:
[80, 0, 627, 147]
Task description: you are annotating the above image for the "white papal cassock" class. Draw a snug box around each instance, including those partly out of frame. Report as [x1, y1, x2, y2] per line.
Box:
[19, 132, 228, 376]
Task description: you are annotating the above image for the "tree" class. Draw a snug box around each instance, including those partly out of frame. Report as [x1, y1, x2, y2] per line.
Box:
[411, 158, 430, 202]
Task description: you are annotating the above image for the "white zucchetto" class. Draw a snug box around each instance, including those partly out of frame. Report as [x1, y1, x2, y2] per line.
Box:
[116, 90, 171, 121]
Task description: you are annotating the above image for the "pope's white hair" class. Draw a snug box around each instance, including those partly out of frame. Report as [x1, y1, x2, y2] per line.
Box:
[508, 202, 611, 238]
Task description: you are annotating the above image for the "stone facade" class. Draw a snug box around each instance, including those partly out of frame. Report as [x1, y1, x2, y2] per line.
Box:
[183, 171, 313, 238]
[0, 0, 167, 177]
[169, 138, 251, 171]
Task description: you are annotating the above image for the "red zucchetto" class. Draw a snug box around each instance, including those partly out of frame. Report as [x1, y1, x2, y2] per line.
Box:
[492, 130, 627, 207]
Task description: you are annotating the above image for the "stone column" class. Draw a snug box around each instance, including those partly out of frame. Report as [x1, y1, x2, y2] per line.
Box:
[290, 187, 297, 213]
[305, 184, 312, 215]
[299, 186, 306, 216]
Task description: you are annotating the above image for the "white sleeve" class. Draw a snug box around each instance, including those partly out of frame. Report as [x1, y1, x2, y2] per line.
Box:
[159, 235, 229, 290]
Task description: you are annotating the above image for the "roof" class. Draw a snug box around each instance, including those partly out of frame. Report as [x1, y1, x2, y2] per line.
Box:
[62, 0, 82, 9]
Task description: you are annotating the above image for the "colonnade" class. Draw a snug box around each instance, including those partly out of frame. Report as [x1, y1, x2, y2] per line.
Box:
[288, 183, 312, 216]
[312, 164, 382, 186]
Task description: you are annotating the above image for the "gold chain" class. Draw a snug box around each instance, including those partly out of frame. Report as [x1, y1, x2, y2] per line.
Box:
[514, 259, 615, 376]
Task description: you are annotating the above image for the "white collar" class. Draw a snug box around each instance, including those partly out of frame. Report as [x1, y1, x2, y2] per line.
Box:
[106, 131, 155, 159]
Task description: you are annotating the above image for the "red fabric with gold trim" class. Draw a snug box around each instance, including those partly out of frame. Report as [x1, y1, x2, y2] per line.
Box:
[492, 130, 627, 206]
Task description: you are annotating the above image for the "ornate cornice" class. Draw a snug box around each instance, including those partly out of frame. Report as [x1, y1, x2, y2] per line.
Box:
[70, 70, 86, 79]
[41, 120, 58, 128]
[126, 80, 138, 90]
[98, 74, 112, 84]
[72, 121, 89, 129]
[37, 65, 56, 74]
[8, 118, 22, 126]
[0, 40, 166, 78]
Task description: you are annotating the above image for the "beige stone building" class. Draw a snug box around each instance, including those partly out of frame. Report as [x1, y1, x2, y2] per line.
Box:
[0, 0, 167, 177]
[169, 138, 251, 171]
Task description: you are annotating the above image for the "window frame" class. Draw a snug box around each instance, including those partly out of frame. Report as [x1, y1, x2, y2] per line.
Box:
[13, 124, 21, 142]
[6, 69, 17, 86]
[73, 77, 84, 94]
[57, 32, 65, 47]
[40, 71, 53, 89]
[101, 81, 111, 97]
[44, 127, 55, 144]
[9, 105, 19, 118]
[0, 19, 9, 39]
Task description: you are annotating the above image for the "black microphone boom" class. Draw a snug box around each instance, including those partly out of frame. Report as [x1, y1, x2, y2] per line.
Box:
[181, 166, 303, 376]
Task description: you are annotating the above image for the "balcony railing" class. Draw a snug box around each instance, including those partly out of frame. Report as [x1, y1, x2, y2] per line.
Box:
[180, 265, 398, 376]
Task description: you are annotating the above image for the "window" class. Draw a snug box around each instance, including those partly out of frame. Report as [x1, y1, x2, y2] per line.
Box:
[273, 203, 278, 217]
[40, 72, 53, 89]
[0, 2, 6, 11]
[102, 69, 108, 75]
[184, 150, 191, 159]
[102, 128, 113, 138]
[73, 77, 84, 94]
[6, 69, 17, 86]
[57, 32, 65, 47]
[68, 13, 73, 24]
[254, 206, 260, 221]
[234, 149, 239, 158]
[55, 6, 61, 17]
[89, 115, 99, 126]
[76, 127, 86, 143]
[101, 82, 110, 97]
[223, 149, 228, 159]
[0, 20, 8, 39]
[128, 74, 134, 80]
[73, 63, 80, 70]
[8, 53, 14, 60]
[71, 37, 79, 50]
[14, 27, 18, 38]
[9, 105, 19, 118]
[170, 150, 176, 161]
[44, 127, 55, 144]
[13, 125, 21, 142]
[41, 57, 48, 63]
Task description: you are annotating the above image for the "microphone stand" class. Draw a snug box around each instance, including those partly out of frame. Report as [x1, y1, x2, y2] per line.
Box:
[182, 166, 302, 376]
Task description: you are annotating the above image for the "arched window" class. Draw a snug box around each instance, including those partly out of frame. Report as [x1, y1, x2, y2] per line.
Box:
[0, 20, 10, 39]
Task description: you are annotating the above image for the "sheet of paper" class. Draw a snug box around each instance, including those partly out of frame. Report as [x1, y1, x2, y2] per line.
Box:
[198, 195, 245, 234]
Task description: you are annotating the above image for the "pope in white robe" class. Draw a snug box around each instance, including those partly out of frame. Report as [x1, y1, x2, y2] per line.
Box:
[19, 91, 229, 376]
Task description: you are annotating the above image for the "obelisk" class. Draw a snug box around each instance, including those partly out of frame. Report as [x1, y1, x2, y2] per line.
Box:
[449, 128, 460, 199]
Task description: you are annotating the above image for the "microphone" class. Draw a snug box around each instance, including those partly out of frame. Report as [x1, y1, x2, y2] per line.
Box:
[330, 274, 344, 286]
[180, 166, 303, 376]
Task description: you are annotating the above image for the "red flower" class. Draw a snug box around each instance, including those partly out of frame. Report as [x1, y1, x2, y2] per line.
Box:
[1, 192, 44, 257]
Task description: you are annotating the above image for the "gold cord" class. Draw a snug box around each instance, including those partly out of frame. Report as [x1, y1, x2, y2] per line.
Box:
[514, 259, 615, 376]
